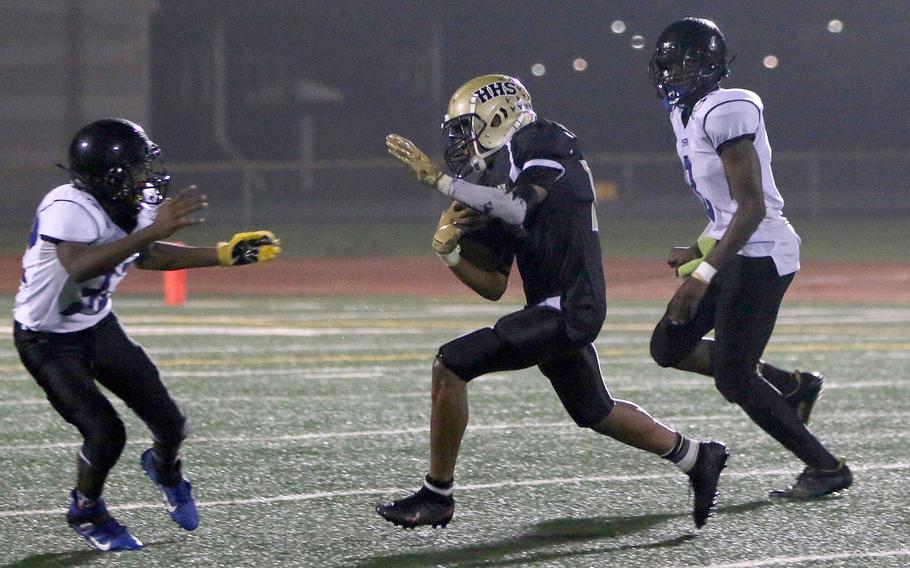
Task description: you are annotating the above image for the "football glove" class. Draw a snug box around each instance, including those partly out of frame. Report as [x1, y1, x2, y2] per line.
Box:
[432, 202, 488, 256]
[386, 134, 452, 192]
[677, 236, 718, 278]
[217, 230, 282, 266]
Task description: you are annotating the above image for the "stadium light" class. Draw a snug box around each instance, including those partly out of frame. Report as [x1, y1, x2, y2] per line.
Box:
[611, 20, 626, 34]
[573, 58, 588, 72]
[631, 35, 645, 49]
[531, 63, 546, 76]
[827, 19, 844, 33]
[763, 55, 779, 69]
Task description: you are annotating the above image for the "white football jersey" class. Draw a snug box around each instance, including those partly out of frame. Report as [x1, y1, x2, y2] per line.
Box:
[14, 184, 157, 332]
[669, 87, 800, 276]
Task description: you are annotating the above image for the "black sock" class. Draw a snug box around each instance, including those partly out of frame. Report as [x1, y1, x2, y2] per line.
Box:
[151, 447, 183, 486]
[661, 433, 699, 473]
[153, 443, 181, 469]
[74, 489, 97, 509]
[76, 451, 107, 501]
[760, 362, 798, 396]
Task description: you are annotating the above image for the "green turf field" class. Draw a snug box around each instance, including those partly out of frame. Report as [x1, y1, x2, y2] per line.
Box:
[1, 295, 908, 567]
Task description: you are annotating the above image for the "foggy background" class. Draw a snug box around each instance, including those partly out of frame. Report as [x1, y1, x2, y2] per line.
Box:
[1, 0, 908, 233]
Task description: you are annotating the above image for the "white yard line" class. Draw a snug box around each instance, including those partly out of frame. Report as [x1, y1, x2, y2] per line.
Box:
[0, 462, 906, 518]
[679, 549, 910, 568]
[0, 411, 904, 451]
[2, 376, 907, 406]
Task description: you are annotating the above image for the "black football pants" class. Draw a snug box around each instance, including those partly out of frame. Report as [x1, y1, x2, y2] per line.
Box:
[650, 255, 837, 469]
[437, 306, 615, 428]
[14, 313, 186, 474]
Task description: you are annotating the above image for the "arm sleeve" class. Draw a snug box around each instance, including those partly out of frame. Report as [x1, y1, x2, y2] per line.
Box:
[37, 200, 103, 243]
[702, 99, 761, 151]
[446, 178, 527, 226]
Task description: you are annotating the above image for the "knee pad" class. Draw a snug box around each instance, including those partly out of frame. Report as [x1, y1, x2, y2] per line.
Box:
[540, 346, 615, 428]
[650, 319, 682, 368]
[715, 369, 778, 406]
[712, 374, 741, 403]
[713, 362, 760, 404]
[437, 328, 504, 382]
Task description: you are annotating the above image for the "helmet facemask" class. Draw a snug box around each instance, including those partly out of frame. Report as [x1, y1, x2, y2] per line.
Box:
[72, 140, 171, 231]
[132, 142, 170, 207]
[442, 113, 487, 178]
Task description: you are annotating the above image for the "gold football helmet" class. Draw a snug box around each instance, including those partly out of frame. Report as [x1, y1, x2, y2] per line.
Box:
[442, 74, 536, 176]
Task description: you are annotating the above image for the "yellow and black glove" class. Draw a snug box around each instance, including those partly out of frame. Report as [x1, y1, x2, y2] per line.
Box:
[677, 236, 718, 278]
[386, 133, 452, 192]
[217, 230, 282, 266]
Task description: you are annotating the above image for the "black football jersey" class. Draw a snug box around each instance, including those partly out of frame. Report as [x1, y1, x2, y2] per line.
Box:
[457, 147, 520, 275]
[476, 119, 607, 336]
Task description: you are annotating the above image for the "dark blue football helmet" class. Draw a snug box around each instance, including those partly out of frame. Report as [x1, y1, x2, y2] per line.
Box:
[649, 18, 730, 109]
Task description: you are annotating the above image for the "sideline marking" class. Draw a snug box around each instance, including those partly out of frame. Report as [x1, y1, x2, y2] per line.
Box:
[681, 549, 910, 568]
[3, 340, 907, 374]
[0, 410, 904, 451]
[1, 380, 908, 408]
[0, 462, 906, 518]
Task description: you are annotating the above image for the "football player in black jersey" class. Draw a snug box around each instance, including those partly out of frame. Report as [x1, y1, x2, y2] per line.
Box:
[376, 74, 729, 530]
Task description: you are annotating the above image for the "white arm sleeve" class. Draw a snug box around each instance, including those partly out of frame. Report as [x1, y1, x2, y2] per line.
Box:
[444, 178, 527, 226]
[38, 200, 103, 243]
[703, 99, 761, 150]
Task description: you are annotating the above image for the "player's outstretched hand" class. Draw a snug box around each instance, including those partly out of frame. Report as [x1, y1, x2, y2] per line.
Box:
[150, 186, 207, 240]
[217, 230, 282, 266]
[386, 134, 449, 191]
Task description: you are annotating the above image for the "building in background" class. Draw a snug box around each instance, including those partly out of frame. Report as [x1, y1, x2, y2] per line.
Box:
[1, 1, 908, 228]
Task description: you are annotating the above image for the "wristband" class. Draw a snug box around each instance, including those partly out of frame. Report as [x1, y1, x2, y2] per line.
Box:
[436, 174, 454, 195]
[436, 244, 461, 267]
[691, 261, 717, 285]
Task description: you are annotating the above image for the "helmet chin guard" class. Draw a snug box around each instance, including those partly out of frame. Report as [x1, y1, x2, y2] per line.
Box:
[469, 154, 488, 173]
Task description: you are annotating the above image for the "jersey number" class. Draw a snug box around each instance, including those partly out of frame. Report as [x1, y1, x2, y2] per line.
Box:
[27, 217, 39, 248]
[683, 156, 716, 222]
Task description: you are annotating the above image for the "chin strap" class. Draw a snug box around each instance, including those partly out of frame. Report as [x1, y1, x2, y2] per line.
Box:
[469, 110, 538, 173]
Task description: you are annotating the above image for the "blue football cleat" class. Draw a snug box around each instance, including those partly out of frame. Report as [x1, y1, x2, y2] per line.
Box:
[67, 489, 143, 551]
[141, 448, 199, 531]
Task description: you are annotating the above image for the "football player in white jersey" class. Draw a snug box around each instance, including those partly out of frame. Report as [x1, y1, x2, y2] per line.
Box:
[646, 18, 852, 499]
[13, 118, 281, 551]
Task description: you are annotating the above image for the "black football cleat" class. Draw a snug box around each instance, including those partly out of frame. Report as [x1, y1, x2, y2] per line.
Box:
[785, 371, 824, 425]
[769, 459, 853, 499]
[686, 441, 729, 528]
[376, 487, 455, 529]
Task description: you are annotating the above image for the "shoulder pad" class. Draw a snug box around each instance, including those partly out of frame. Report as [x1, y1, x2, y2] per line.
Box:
[510, 119, 579, 167]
